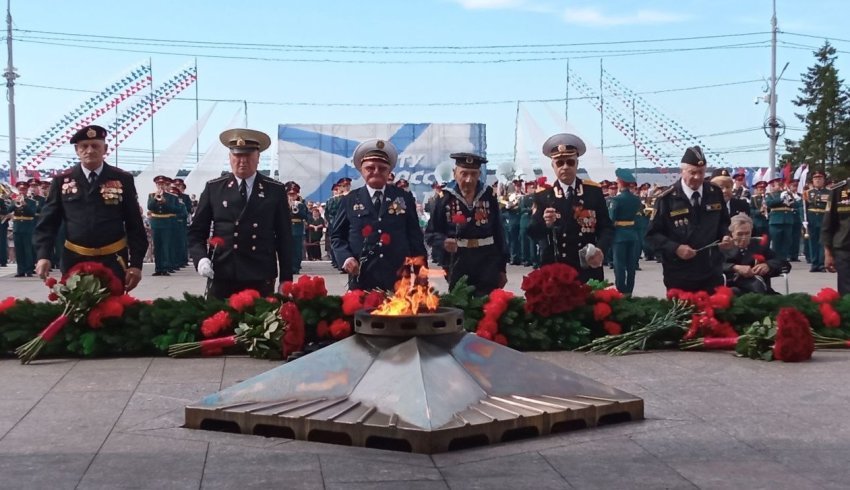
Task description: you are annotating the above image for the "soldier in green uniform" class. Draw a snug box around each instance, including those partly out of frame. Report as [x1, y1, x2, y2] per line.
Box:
[788, 178, 804, 262]
[765, 178, 796, 261]
[10, 181, 37, 277]
[806, 170, 829, 272]
[608, 169, 642, 294]
[0, 188, 10, 266]
[325, 179, 349, 268]
[501, 178, 522, 265]
[749, 181, 770, 239]
[173, 178, 193, 269]
[518, 180, 536, 266]
[148, 175, 181, 276]
[286, 181, 309, 274]
[822, 178, 850, 293]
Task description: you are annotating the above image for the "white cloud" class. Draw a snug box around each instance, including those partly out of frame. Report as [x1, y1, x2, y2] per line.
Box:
[451, 0, 555, 13]
[563, 7, 691, 27]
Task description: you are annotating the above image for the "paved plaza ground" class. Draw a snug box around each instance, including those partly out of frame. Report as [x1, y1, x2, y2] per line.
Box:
[1, 260, 847, 489]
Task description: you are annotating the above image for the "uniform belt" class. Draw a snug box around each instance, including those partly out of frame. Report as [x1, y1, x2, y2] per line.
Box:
[65, 238, 127, 257]
[12, 216, 34, 221]
[149, 213, 176, 218]
[291, 219, 303, 223]
[771, 207, 792, 212]
[614, 220, 635, 226]
[457, 237, 495, 248]
[808, 209, 826, 213]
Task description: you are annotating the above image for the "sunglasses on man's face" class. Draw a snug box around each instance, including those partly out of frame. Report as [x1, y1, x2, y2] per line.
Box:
[554, 158, 578, 168]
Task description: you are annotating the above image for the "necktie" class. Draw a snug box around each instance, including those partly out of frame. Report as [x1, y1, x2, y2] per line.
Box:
[89, 171, 97, 185]
[373, 190, 383, 214]
[691, 191, 701, 223]
[566, 186, 574, 200]
[239, 179, 247, 201]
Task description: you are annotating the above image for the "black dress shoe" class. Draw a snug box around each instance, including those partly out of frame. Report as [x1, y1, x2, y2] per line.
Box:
[13, 273, 24, 277]
[25, 273, 33, 277]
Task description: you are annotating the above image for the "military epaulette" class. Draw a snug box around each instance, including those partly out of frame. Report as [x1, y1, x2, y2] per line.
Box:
[264, 178, 285, 187]
[58, 168, 74, 177]
[208, 175, 230, 184]
[582, 179, 601, 187]
[828, 179, 848, 191]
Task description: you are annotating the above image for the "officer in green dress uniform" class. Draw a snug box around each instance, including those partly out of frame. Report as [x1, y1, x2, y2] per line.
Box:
[518, 180, 536, 266]
[765, 178, 796, 261]
[527, 133, 613, 282]
[148, 175, 181, 276]
[173, 178, 193, 268]
[822, 178, 850, 293]
[426, 152, 508, 295]
[732, 170, 752, 202]
[10, 181, 37, 277]
[325, 179, 348, 268]
[787, 178, 804, 262]
[608, 169, 642, 294]
[501, 178, 522, 265]
[806, 170, 829, 272]
[286, 181, 308, 274]
[749, 181, 770, 239]
[0, 189, 10, 266]
[646, 146, 734, 292]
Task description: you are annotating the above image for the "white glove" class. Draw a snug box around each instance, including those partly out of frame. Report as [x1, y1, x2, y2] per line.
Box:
[197, 258, 215, 279]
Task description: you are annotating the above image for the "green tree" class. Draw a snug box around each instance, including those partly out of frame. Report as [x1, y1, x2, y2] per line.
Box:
[789, 41, 850, 171]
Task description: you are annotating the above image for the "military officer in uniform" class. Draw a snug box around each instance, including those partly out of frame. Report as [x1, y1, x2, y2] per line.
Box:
[426, 152, 507, 295]
[148, 176, 181, 276]
[750, 180, 770, 239]
[711, 169, 750, 217]
[286, 181, 308, 274]
[765, 177, 796, 260]
[608, 169, 642, 294]
[0, 187, 11, 267]
[518, 180, 536, 266]
[34, 125, 148, 289]
[501, 178, 522, 265]
[324, 182, 342, 267]
[331, 139, 427, 291]
[806, 170, 829, 272]
[188, 128, 293, 299]
[822, 177, 850, 293]
[10, 181, 37, 277]
[732, 170, 751, 202]
[527, 133, 613, 282]
[173, 178, 193, 268]
[646, 146, 733, 292]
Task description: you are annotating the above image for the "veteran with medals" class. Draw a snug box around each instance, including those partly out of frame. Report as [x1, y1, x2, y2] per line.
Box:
[646, 146, 734, 292]
[188, 129, 293, 299]
[34, 125, 148, 290]
[426, 153, 508, 295]
[330, 139, 427, 291]
[527, 133, 613, 283]
[822, 177, 850, 293]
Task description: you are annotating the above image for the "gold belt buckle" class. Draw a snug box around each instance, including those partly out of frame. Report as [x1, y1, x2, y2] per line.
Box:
[467, 238, 479, 248]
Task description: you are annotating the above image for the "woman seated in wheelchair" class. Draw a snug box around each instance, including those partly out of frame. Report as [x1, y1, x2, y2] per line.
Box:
[722, 214, 790, 295]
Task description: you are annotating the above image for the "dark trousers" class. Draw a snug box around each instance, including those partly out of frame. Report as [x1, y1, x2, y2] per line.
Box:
[0, 223, 7, 265]
[807, 224, 823, 269]
[663, 273, 724, 293]
[151, 227, 170, 273]
[13, 231, 33, 275]
[769, 223, 792, 261]
[835, 250, 850, 295]
[210, 278, 275, 300]
[613, 239, 639, 294]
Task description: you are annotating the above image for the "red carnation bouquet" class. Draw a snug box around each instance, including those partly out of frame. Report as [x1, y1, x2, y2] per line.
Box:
[521, 263, 590, 317]
[475, 289, 513, 346]
[204, 236, 225, 300]
[735, 308, 814, 362]
[341, 289, 386, 316]
[280, 275, 327, 300]
[16, 262, 125, 364]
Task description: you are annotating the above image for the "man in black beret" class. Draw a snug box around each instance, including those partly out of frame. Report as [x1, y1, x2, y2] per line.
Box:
[426, 152, 507, 295]
[34, 125, 148, 290]
[646, 146, 734, 292]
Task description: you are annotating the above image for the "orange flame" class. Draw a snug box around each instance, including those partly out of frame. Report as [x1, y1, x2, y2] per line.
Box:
[372, 257, 440, 316]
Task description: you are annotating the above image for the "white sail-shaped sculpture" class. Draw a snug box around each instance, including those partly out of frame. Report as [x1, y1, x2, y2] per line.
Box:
[183, 107, 243, 194]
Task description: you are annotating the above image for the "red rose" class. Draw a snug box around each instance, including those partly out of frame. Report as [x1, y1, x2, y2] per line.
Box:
[752, 254, 765, 264]
[493, 334, 508, 346]
[44, 277, 57, 288]
[47, 292, 59, 302]
[329, 318, 352, 340]
[813, 288, 841, 304]
[820, 303, 841, 328]
[87, 297, 126, 328]
[229, 289, 261, 312]
[280, 281, 294, 296]
[603, 321, 622, 336]
[759, 234, 769, 246]
[709, 292, 731, 310]
[363, 291, 386, 309]
[593, 302, 613, 321]
[280, 302, 305, 356]
[380, 233, 391, 246]
[361, 224, 374, 237]
[316, 320, 330, 338]
[341, 290, 365, 316]
[201, 311, 232, 338]
[87, 308, 104, 329]
[0, 297, 15, 314]
[208, 236, 225, 248]
[774, 307, 814, 362]
[451, 213, 467, 225]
